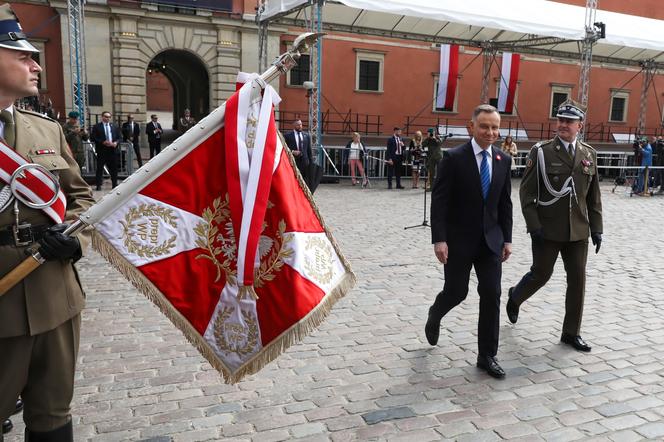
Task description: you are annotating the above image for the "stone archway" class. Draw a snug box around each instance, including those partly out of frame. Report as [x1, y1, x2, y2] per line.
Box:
[147, 49, 210, 130]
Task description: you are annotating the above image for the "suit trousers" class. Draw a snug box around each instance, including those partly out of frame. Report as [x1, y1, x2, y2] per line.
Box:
[0, 315, 80, 432]
[149, 140, 162, 158]
[95, 146, 119, 188]
[387, 155, 403, 188]
[511, 238, 588, 335]
[430, 240, 502, 357]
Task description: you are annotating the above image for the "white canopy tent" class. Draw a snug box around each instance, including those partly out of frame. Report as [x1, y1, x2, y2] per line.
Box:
[260, 0, 664, 66]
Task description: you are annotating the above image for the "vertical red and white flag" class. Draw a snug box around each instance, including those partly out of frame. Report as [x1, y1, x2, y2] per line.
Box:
[497, 52, 520, 114]
[436, 44, 459, 110]
[87, 73, 355, 383]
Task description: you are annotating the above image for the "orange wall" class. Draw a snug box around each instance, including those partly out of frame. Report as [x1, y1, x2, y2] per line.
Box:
[146, 71, 174, 111]
[279, 32, 664, 137]
[11, 3, 65, 117]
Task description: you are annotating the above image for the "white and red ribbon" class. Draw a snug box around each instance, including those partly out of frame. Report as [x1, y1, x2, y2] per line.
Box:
[436, 44, 459, 110]
[0, 140, 66, 223]
[498, 52, 521, 114]
[225, 75, 281, 297]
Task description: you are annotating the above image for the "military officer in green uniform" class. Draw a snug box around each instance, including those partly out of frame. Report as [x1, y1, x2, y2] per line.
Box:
[506, 99, 603, 352]
[423, 127, 442, 190]
[0, 4, 94, 441]
[62, 111, 88, 170]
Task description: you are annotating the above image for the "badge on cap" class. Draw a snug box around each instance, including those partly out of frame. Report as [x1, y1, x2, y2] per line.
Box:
[555, 99, 586, 120]
[0, 4, 40, 53]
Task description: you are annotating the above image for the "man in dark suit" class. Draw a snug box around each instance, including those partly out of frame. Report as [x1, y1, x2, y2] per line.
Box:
[386, 127, 405, 189]
[121, 114, 142, 167]
[427, 104, 513, 378]
[146, 114, 163, 158]
[284, 119, 311, 186]
[92, 110, 121, 190]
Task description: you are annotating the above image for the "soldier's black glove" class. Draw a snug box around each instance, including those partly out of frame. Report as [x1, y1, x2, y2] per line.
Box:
[37, 224, 82, 262]
[591, 232, 602, 254]
[530, 228, 545, 244]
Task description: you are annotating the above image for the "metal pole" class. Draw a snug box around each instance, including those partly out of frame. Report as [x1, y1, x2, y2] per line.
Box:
[637, 60, 656, 136]
[480, 42, 495, 104]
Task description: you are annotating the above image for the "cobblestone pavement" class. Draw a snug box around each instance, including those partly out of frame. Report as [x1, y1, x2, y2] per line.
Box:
[7, 180, 664, 441]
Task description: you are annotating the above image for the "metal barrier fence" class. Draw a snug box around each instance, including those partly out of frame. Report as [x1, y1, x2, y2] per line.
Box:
[81, 141, 137, 178]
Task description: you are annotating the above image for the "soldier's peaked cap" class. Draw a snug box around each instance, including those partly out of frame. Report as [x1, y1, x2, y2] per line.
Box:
[556, 99, 586, 121]
[0, 4, 39, 53]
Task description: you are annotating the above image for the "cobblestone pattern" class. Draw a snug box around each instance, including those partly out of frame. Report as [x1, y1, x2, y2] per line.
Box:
[6, 181, 664, 441]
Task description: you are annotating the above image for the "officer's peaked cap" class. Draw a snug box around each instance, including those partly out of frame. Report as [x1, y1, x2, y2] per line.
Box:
[0, 4, 39, 53]
[555, 99, 586, 121]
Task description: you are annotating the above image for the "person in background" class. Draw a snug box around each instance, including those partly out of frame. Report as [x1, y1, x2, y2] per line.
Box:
[121, 114, 142, 168]
[179, 108, 196, 133]
[386, 127, 405, 189]
[635, 137, 653, 194]
[345, 132, 368, 187]
[409, 130, 424, 189]
[423, 127, 442, 190]
[146, 114, 163, 158]
[501, 135, 518, 177]
[284, 119, 312, 187]
[91, 111, 121, 190]
[62, 111, 88, 170]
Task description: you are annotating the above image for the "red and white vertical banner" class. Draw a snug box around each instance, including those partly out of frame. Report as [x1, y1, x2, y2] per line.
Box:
[436, 44, 459, 110]
[497, 52, 520, 114]
[90, 73, 356, 384]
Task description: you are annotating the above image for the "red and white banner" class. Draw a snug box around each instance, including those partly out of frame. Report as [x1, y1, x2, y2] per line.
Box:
[0, 140, 66, 223]
[497, 52, 521, 114]
[436, 44, 459, 110]
[91, 74, 355, 383]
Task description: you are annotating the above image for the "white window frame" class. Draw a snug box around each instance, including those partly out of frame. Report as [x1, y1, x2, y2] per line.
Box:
[494, 79, 520, 116]
[549, 85, 572, 118]
[432, 74, 459, 113]
[609, 90, 629, 123]
[355, 50, 384, 93]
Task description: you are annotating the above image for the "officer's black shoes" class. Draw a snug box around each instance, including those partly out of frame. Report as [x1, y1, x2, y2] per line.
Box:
[477, 355, 506, 379]
[425, 307, 441, 346]
[14, 399, 23, 415]
[561, 333, 592, 352]
[2, 419, 12, 434]
[506, 288, 519, 324]
[25, 420, 73, 442]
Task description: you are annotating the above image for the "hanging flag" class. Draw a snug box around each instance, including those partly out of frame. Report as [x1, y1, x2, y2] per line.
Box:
[436, 44, 459, 110]
[497, 52, 521, 114]
[89, 73, 355, 384]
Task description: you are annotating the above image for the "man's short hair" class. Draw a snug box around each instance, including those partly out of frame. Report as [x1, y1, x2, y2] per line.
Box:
[393, 126, 401, 131]
[472, 104, 498, 121]
[102, 111, 111, 117]
[151, 114, 157, 119]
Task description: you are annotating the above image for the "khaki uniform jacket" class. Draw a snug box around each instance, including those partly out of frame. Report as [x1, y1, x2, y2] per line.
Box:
[0, 109, 95, 338]
[520, 136, 603, 242]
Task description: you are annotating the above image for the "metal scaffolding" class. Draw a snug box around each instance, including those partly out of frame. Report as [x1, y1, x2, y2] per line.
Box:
[67, 0, 88, 126]
[637, 59, 657, 136]
[308, 0, 323, 157]
[577, 0, 600, 109]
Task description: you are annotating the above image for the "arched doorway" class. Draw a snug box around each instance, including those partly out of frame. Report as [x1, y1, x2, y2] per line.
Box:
[146, 49, 210, 130]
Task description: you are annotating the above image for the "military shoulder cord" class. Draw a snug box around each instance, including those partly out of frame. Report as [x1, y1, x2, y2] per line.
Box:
[535, 145, 578, 208]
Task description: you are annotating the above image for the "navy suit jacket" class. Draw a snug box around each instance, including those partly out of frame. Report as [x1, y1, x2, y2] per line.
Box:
[122, 121, 140, 145]
[284, 130, 311, 166]
[92, 122, 121, 149]
[430, 141, 513, 257]
[386, 135, 405, 162]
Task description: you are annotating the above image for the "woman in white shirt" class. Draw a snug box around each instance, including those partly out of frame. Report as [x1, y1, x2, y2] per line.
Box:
[345, 132, 368, 187]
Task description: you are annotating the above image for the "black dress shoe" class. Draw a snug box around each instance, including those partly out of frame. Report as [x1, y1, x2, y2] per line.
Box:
[506, 287, 519, 324]
[477, 355, 506, 379]
[425, 307, 441, 346]
[561, 333, 592, 352]
[2, 419, 12, 434]
[14, 399, 23, 415]
[396, 186, 405, 189]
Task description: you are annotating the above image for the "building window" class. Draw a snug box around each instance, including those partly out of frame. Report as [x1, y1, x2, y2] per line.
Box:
[550, 86, 572, 118]
[288, 54, 310, 86]
[355, 51, 383, 92]
[493, 80, 520, 116]
[432, 75, 458, 113]
[609, 90, 629, 122]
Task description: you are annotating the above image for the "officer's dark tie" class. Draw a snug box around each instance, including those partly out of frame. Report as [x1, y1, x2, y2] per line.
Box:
[567, 143, 574, 159]
[0, 110, 15, 148]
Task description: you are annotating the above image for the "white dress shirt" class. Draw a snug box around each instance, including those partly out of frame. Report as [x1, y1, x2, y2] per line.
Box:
[471, 138, 493, 180]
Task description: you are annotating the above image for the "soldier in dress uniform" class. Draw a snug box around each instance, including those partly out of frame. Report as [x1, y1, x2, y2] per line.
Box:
[506, 99, 603, 352]
[0, 4, 94, 441]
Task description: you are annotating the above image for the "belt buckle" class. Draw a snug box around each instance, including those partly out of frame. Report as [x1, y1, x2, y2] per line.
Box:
[12, 223, 33, 246]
